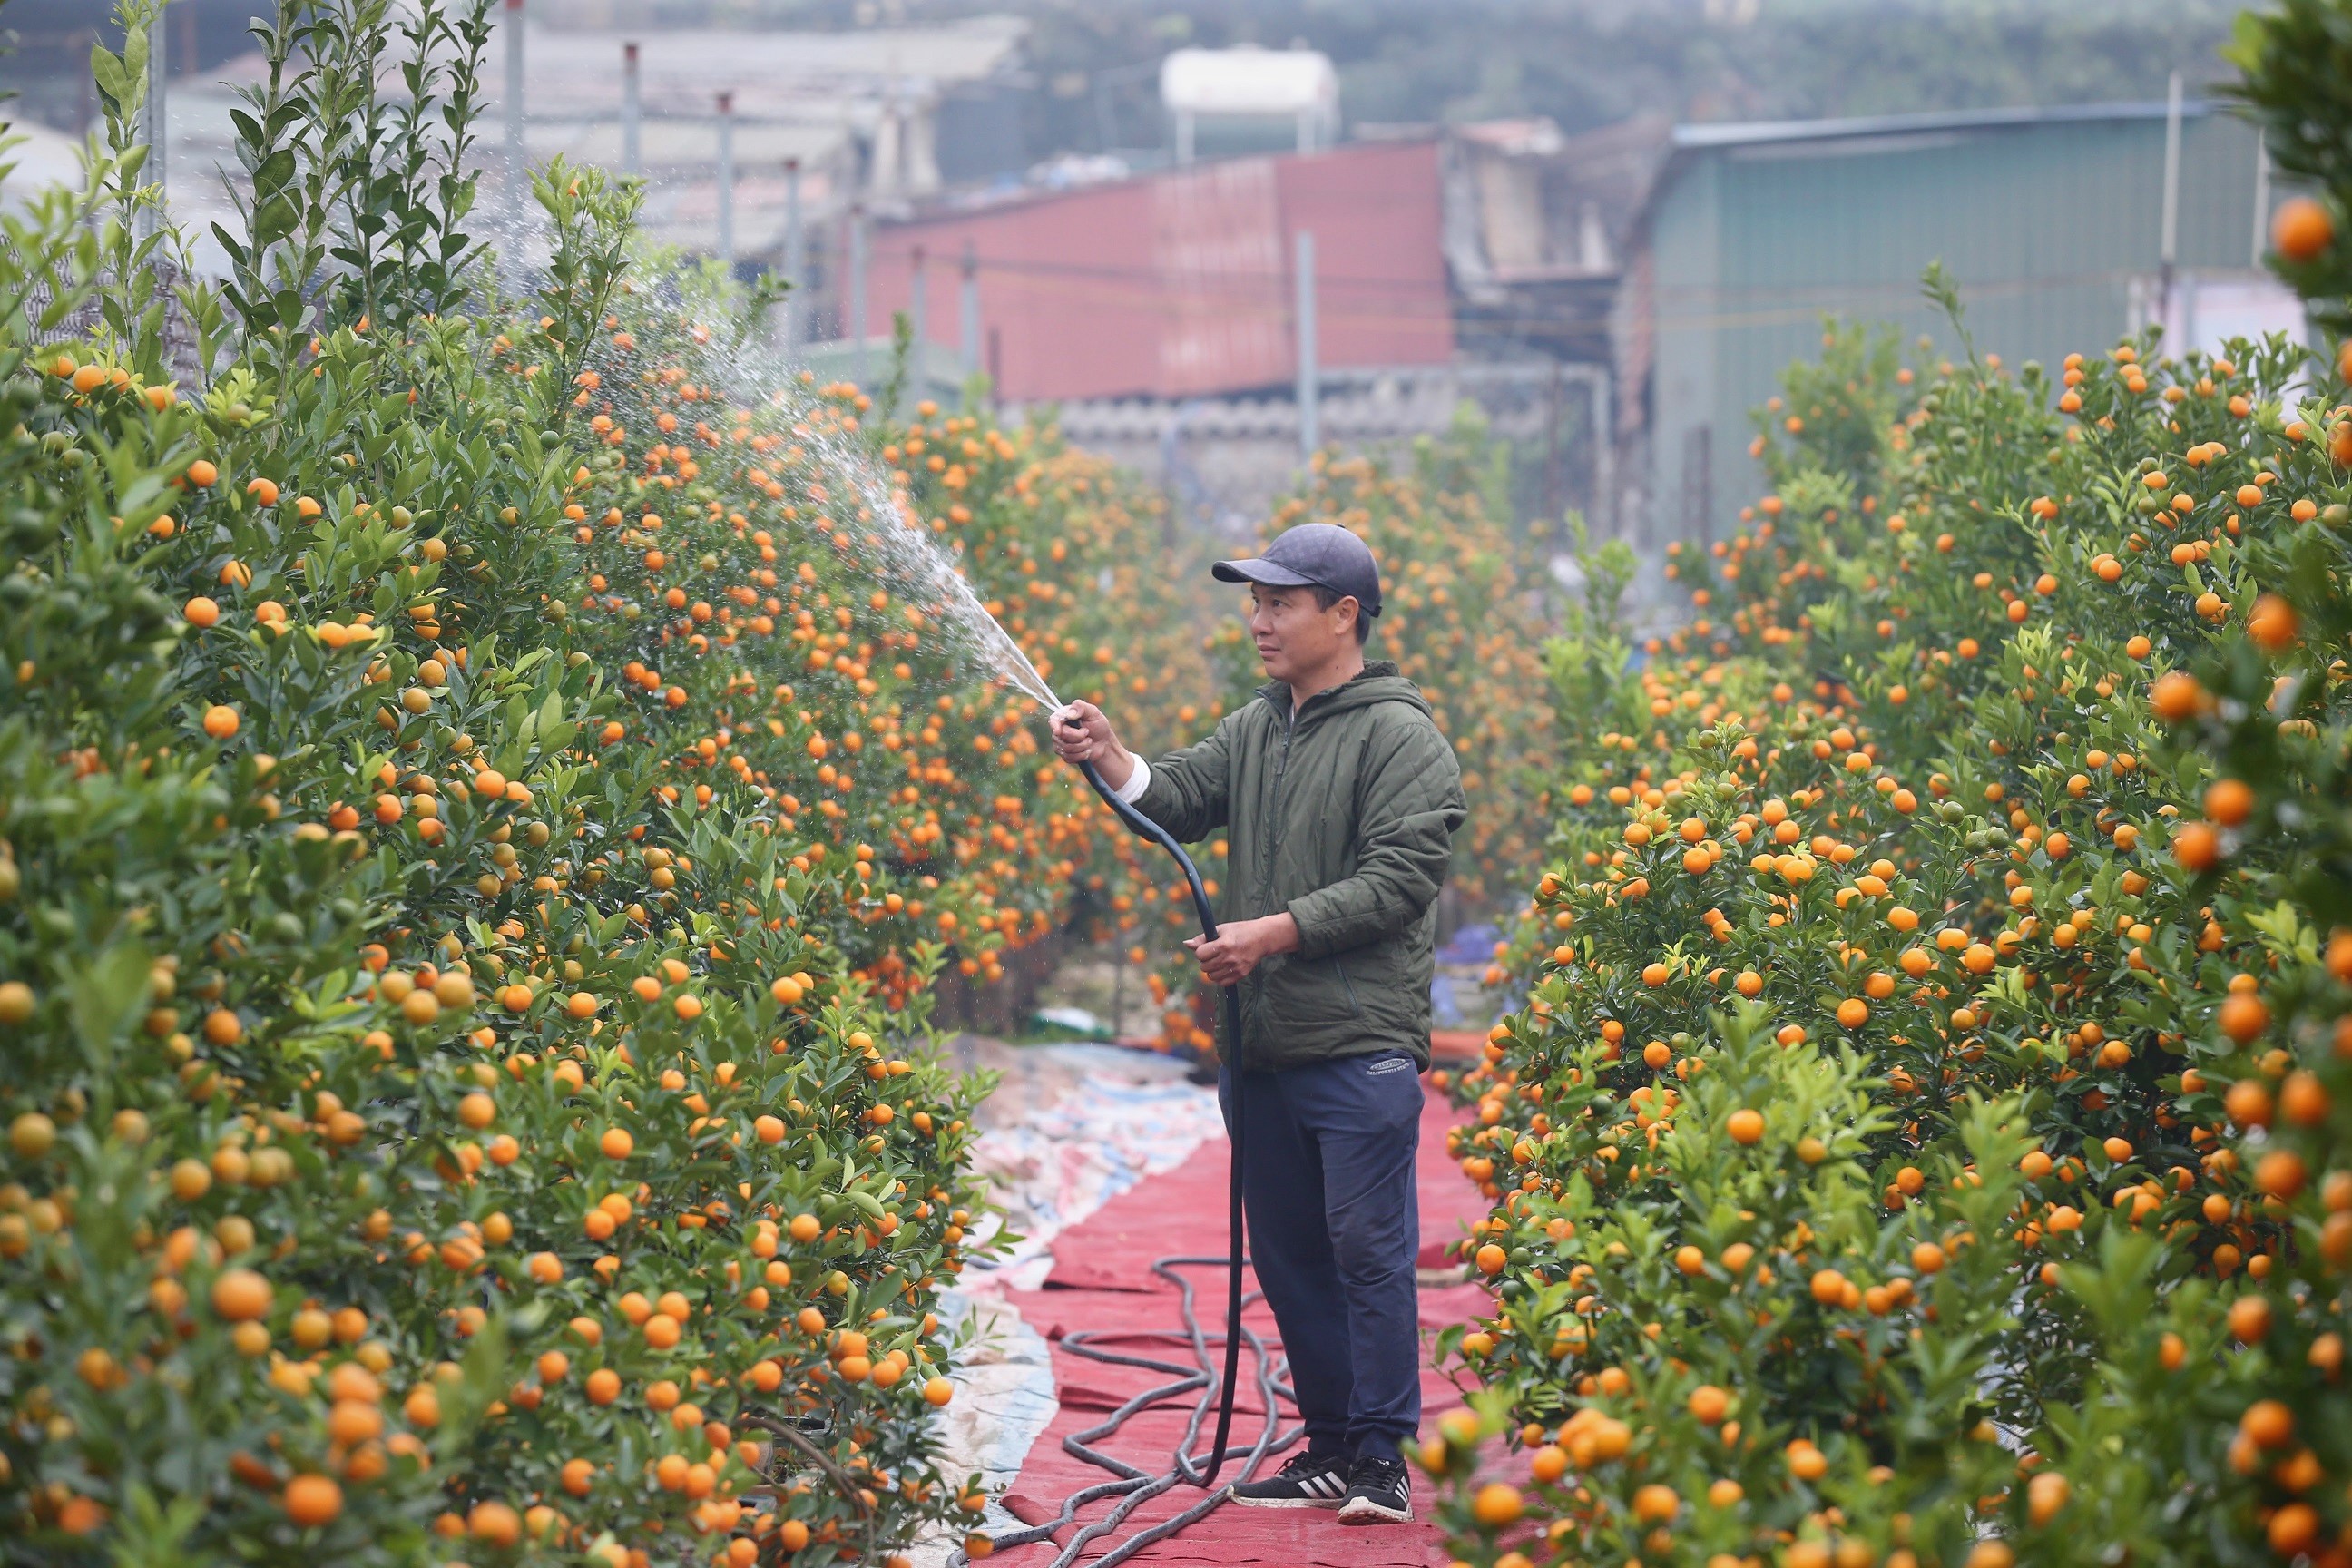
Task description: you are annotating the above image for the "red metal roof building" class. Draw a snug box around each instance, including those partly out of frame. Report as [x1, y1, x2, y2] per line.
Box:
[857, 140, 1455, 403]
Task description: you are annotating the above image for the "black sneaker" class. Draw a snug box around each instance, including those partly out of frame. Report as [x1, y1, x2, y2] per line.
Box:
[1228, 1447, 1349, 1508]
[1337, 1452, 1413, 1524]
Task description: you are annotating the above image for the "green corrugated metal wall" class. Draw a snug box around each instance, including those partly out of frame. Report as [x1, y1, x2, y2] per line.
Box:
[1646, 109, 2278, 546]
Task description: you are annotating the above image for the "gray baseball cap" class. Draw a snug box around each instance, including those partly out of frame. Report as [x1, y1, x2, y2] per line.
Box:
[1211, 523, 1383, 619]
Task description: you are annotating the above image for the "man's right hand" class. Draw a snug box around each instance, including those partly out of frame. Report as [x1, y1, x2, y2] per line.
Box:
[1051, 701, 1137, 790]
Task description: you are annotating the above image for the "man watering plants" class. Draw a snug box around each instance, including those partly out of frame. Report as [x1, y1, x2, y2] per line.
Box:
[1052, 523, 1465, 1526]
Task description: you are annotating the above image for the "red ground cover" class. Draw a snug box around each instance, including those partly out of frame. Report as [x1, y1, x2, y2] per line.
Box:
[996, 1081, 1494, 1566]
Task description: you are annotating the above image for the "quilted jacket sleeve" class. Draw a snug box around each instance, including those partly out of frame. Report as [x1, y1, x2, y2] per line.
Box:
[1285, 710, 1465, 958]
[1128, 711, 1236, 845]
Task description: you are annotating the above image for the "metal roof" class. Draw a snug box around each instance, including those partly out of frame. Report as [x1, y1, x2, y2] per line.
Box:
[0, 121, 83, 208]
[1634, 98, 2282, 553]
[499, 16, 1028, 120]
[1671, 98, 2217, 152]
[856, 141, 1453, 402]
[527, 118, 849, 178]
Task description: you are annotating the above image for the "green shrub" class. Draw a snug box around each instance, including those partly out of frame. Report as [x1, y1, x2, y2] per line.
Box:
[1427, 187, 2352, 1568]
[0, 8, 994, 1564]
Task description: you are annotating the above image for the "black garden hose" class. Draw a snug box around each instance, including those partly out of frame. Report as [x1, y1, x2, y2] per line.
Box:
[948, 1259, 1302, 1567]
[1072, 759, 1251, 1492]
[944, 751, 1268, 1564]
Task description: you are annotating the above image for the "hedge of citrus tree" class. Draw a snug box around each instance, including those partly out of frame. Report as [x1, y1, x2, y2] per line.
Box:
[542, 285, 1218, 1044]
[1416, 14, 2352, 1563]
[0, 2, 1165, 1561]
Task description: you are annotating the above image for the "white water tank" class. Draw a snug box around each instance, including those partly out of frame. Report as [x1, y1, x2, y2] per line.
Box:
[1160, 44, 1339, 162]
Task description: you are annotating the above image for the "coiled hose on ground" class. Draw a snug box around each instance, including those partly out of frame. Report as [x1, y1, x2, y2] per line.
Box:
[952, 1259, 1302, 1566]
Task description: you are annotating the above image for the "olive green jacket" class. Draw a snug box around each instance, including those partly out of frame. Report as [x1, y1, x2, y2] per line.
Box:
[1131, 662, 1466, 1072]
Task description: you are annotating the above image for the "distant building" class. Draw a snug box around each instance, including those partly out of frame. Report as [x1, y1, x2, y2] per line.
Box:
[93, 8, 1039, 293]
[500, 13, 1034, 208]
[488, 10, 1034, 274]
[1433, 113, 1671, 541]
[1443, 114, 1671, 368]
[1620, 100, 2302, 552]
[836, 138, 1487, 536]
[816, 118, 1661, 540]
[857, 139, 1452, 404]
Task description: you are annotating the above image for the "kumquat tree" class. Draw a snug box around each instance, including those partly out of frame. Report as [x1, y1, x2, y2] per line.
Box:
[0, 0, 1238, 1561]
[540, 289, 1217, 1038]
[1417, 6, 2352, 1567]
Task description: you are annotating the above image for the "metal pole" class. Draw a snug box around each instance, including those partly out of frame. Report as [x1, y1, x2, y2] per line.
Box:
[1591, 367, 1615, 541]
[909, 244, 928, 387]
[621, 42, 641, 176]
[959, 240, 980, 376]
[849, 202, 868, 383]
[1176, 108, 1194, 166]
[142, 6, 166, 238]
[2252, 128, 2270, 268]
[1093, 74, 1117, 152]
[505, 0, 525, 195]
[1295, 230, 1318, 462]
[1543, 361, 1563, 527]
[782, 158, 803, 348]
[714, 92, 734, 271]
[2159, 70, 2182, 338]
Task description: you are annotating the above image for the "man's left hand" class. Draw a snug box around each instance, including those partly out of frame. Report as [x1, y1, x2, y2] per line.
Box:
[1184, 913, 1300, 986]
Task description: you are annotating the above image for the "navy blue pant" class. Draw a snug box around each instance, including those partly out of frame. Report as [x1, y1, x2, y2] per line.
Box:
[1218, 1050, 1423, 1462]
